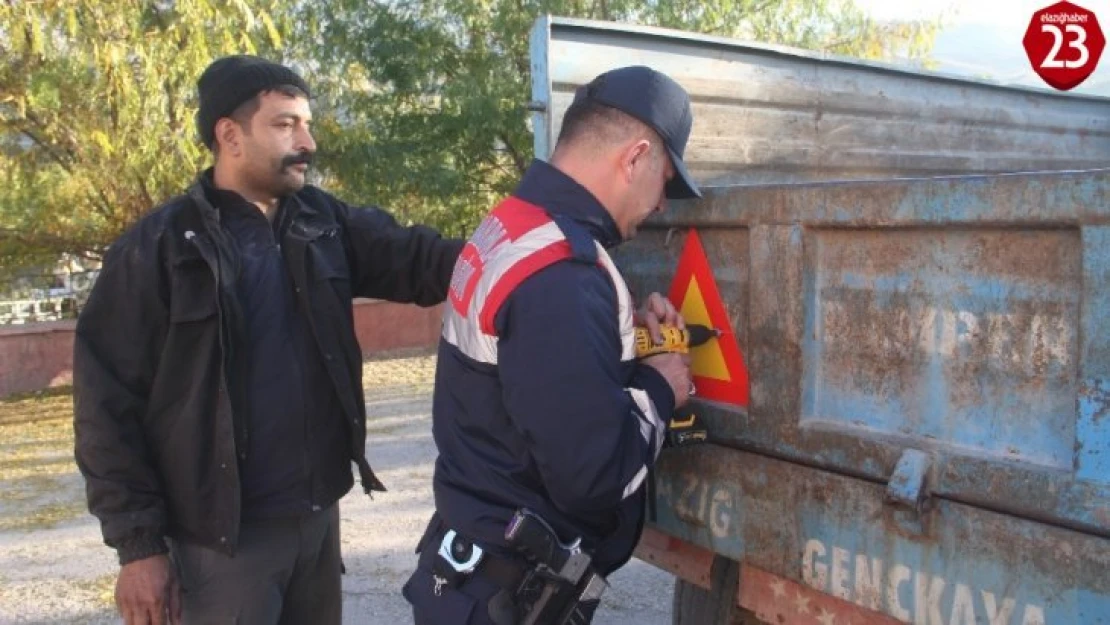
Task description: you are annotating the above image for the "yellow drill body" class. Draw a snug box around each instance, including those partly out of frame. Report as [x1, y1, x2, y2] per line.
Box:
[633, 324, 719, 359]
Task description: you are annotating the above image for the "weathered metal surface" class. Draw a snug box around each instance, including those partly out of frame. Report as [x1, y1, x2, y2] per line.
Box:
[806, 227, 1080, 470]
[885, 450, 931, 513]
[654, 446, 1110, 623]
[740, 565, 906, 625]
[633, 527, 715, 591]
[531, 17, 1110, 622]
[617, 170, 1110, 540]
[1080, 227, 1110, 486]
[530, 17, 1110, 184]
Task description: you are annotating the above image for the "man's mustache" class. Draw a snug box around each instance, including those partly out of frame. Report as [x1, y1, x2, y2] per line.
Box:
[281, 152, 315, 168]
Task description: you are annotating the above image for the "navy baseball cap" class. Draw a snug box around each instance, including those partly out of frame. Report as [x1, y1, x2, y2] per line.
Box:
[574, 66, 701, 199]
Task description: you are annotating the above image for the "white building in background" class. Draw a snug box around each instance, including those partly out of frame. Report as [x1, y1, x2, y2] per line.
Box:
[0, 255, 100, 324]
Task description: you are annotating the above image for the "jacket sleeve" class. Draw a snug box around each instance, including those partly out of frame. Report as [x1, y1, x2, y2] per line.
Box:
[73, 229, 170, 564]
[330, 194, 464, 305]
[496, 261, 677, 519]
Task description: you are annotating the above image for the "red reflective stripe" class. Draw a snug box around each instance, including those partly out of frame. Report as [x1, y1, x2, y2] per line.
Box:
[448, 243, 484, 316]
[493, 196, 551, 239]
[479, 240, 573, 336]
[449, 196, 553, 318]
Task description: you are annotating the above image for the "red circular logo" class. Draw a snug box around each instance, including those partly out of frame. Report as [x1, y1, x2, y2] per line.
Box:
[1023, 0, 1105, 90]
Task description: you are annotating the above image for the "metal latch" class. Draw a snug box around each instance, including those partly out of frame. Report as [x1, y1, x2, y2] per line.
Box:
[885, 449, 932, 513]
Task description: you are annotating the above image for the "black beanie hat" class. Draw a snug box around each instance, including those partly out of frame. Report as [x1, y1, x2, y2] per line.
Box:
[195, 55, 312, 148]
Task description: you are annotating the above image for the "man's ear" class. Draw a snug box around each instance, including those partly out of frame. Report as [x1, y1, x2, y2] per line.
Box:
[214, 118, 242, 156]
[622, 139, 652, 181]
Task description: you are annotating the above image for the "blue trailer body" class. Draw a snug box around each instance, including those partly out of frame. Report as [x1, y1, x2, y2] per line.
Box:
[530, 16, 1110, 624]
[630, 171, 1110, 624]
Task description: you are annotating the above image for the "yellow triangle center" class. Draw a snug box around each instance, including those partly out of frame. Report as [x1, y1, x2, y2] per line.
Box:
[680, 277, 730, 382]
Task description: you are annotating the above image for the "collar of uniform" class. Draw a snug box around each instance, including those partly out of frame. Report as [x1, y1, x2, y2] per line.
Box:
[514, 159, 622, 249]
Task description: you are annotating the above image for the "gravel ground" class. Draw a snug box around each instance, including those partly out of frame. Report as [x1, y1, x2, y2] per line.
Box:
[0, 349, 673, 624]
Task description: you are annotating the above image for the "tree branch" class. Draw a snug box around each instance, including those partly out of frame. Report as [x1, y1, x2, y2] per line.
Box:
[16, 126, 75, 174]
[86, 188, 116, 222]
[497, 132, 527, 175]
[134, 169, 154, 208]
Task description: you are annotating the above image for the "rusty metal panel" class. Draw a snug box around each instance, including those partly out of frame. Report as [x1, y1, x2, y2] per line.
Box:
[612, 170, 1110, 614]
[1080, 227, 1110, 485]
[632, 170, 1110, 535]
[804, 228, 1081, 470]
[654, 446, 1110, 624]
[530, 17, 1110, 183]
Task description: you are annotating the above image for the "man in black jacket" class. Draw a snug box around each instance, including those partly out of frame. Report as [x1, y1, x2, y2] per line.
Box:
[73, 55, 463, 625]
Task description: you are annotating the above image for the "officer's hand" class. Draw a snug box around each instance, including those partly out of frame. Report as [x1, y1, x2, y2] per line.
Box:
[636, 292, 684, 345]
[642, 352, 693, 409]
[116, 554, 181, 625]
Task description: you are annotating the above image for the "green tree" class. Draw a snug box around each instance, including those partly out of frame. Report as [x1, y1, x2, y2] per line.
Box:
[0, 0, 286, 275]
[290, 0, 941, 238]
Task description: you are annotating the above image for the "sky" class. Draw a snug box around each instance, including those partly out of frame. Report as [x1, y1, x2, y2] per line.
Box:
[853, 0, 1110, 96]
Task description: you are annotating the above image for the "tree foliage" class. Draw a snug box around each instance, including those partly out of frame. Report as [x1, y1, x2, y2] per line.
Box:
[0, 0, 940, 274]
[0, 0, 285, 273]
[290, 0, 940, 237]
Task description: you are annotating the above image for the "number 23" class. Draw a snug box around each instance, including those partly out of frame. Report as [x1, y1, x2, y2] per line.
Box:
[1041, 23, 1090, 69]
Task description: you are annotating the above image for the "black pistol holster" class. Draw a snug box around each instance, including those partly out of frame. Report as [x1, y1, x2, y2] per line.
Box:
[504, 509, 608, 625]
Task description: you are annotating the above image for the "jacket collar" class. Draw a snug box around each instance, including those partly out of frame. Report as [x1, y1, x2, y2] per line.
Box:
[514, 159, 622, 249]
[186, 169, 221, 225]
[188, 168, 324, 231]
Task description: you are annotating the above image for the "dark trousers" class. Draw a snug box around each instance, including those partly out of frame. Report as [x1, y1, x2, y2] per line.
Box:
[403, 515, 598, 625]
[405, 565, 514, 625]
[169, 504, 342, 625]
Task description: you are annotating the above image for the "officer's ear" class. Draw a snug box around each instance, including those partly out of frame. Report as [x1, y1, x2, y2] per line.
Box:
[621, 139, 653, 184]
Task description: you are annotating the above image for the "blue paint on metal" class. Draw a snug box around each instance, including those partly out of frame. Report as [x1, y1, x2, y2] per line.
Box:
[528, 16, 552, 161]
[1079, 378, 1110, 483]
[1080, 590, 1110, 624]
[796, 506, 1100, 624]
[885, 449, 930, 509]
[1079, 227, 1110, 483]
[542, 17, 1110, 620]
[653, 448, 1110, 624]
[831, 272, 1078, 315]
[799, 226, 1083, 471]
[809, 386, 1074, 467]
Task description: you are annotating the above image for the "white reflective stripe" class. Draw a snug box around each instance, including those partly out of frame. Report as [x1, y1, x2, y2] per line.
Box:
[441, 220, 567, 365]
[468, 221, 565, 326]
[622, 464, 649, 499]
[629, 387, 666, 457]
[596, 244, 636, 362]
[443, 305, 498, 364]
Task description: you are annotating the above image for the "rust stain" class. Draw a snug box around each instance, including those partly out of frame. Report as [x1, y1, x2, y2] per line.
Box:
[1080, 379, 1110, 424]
[1096, 506, 1110, 528]
[740, 564, 904, 625]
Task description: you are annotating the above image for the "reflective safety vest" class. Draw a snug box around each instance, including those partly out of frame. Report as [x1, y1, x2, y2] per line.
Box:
[442, 196, 666, 485]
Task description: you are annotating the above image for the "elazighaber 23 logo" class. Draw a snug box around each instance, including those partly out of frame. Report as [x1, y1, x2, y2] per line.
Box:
[1023, 1, 1106, 90]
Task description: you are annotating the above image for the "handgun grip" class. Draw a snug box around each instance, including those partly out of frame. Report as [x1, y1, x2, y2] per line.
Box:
[505, 509, 568, 571]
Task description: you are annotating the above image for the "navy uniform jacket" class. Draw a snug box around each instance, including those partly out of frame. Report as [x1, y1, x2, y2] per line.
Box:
[430, 159, 676, 575]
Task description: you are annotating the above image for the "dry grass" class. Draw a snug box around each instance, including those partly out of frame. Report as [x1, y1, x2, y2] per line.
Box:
[0, 387, 86, 532]
[0, 349, 438, 534]
[361, 347, 437, 397]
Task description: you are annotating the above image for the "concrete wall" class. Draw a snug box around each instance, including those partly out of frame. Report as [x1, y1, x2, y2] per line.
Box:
[0, 300, 443, 398]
